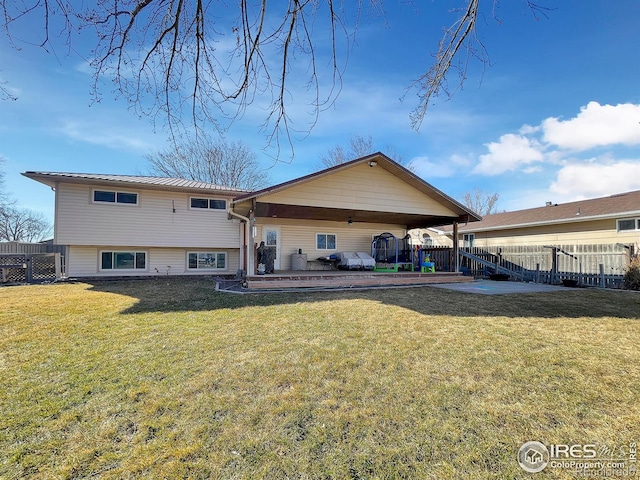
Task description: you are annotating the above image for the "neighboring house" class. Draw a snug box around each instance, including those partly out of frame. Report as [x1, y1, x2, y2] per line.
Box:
[446, 190, 640, 252]
[23, 153, 481, 278]
[407, 227, 452, 248]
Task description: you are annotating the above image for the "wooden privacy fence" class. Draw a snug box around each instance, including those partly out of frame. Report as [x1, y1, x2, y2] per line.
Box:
[0, 242, 66, 254]
[0, 253, 63, 284]
[424, 243, 633, 288]
[421, 246, 453, 272]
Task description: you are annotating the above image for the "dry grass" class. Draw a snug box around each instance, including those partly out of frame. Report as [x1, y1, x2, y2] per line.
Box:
[1, 278, 639, 479]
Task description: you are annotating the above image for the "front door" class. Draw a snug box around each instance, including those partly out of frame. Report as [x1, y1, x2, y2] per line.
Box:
[262, 226, 281, 270]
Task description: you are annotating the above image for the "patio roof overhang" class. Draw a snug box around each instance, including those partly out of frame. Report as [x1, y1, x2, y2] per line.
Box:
[252, 201, 472, 229]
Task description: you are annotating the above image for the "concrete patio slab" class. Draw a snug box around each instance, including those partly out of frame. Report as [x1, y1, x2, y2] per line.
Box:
[428, 279, 570, 295]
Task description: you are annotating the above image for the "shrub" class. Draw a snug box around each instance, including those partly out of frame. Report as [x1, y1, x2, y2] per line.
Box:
[623, 255, 640, 290]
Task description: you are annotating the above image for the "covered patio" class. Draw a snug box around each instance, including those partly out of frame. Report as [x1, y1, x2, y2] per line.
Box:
[230, 153, 481, 287]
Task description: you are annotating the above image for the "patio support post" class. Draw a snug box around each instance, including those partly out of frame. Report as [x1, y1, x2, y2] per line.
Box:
[247, 209, 256, 276]
[452, 221, 459, 272]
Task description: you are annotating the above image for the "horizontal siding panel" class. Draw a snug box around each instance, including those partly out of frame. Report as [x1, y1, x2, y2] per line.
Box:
[56, 183, 240, 248]
[260, 163, 457, 216]
[67, 246, 239, 277]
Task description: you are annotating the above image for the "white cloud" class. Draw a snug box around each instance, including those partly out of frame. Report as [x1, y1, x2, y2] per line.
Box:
[450, 154, 473, 167]
[550, 159, 640, 199]
[472, 133, 544, 175]
[542, 102, 640, 150]
[519, 124, 540, 135]
[411, 156, 454, 178]
[56, 120, 156, 153]
[411, 153, 472, 178]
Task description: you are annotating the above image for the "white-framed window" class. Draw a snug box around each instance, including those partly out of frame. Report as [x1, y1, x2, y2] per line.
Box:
[422, 233, 434, 247]
[187, 252, 227, 270]
[463, 233, 475, 248]
[316, 233, 337, 250]
[93, 189, 138, 205]
[617, 218, 640, 232]
[100, 251, 147, 270]
[189, 197, 227, 210]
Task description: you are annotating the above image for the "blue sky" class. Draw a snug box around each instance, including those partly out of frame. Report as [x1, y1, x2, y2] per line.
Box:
[1, 0, 640, 224]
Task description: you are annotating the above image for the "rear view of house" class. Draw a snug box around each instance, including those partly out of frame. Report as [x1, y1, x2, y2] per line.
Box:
[23, 153, 481, 279]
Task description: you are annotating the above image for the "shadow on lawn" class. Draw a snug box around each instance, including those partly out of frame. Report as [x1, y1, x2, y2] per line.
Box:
[85, 277, 640, 320]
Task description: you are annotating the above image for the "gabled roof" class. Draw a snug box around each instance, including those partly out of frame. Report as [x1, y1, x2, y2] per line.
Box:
[21, 172, 247, 195]
[233, 152, 481, 226]
[452, 190, 640, 233]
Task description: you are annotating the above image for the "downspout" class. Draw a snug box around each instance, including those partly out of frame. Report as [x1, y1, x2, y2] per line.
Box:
[227, 206, 251, 276]
[53, 181, 60, 244]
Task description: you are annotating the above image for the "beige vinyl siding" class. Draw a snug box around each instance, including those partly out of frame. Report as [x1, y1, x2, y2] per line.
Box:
[256, 218, 406, 270]
[469, 219, 640, 248]
[259, 163, 457, 216]
[67, 246, 239, 277]
[56, 183, 240, 248]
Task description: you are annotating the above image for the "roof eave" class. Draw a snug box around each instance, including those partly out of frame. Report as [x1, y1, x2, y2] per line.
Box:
[22, 172, 244, 196]
[452, 210, 640, 234]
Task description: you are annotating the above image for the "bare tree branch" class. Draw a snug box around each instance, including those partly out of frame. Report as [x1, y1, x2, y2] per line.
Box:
[461, 187, 500, 216]
[319, 134, 374, 168]
[318, 134, 414, 171]
[0, 206, 52, 242]
[145, 134, 269, 191]
[0, 75, 17, 100]
[2, 1, 553, 157]
[405, 0, 482, 131]
[0, 156, 15, 209]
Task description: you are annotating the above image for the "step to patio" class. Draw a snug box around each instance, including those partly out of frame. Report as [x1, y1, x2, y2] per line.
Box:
[245, 271, 473, 290]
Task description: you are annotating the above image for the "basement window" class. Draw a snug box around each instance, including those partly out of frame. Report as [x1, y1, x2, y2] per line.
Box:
[100, 251, 147, 270]
[187, 252, 227, 270]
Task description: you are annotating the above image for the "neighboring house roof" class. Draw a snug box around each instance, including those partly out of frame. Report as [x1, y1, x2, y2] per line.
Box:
[233, 152, 481, 227]
[447, 190, 640, 234]
[21, 172, 247, 195]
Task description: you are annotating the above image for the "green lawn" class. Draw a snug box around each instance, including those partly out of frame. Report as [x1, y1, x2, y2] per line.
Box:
[1, 279, 639, 479]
